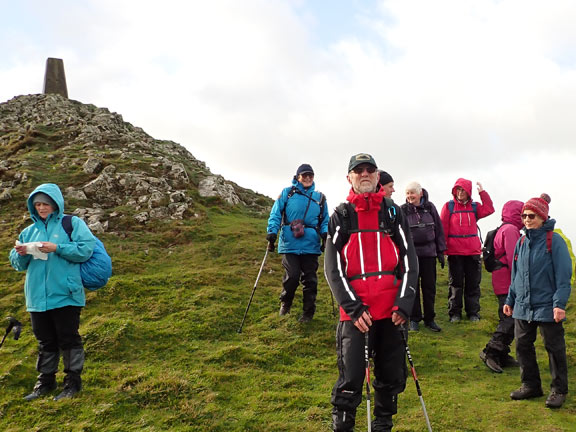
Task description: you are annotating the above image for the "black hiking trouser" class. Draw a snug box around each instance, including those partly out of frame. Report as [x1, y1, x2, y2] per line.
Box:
[447, 254, 482, 318]
[280, 253, 318, 316]
[30, 306, 84, 385]
[411, 256, 437, 323]
[331, 319, 407, 431]
[515, 319, 568, 394]
[484, 294, 515, 358]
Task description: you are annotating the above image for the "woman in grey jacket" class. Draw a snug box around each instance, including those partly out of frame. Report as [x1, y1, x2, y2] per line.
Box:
[504, 194, 572, 409]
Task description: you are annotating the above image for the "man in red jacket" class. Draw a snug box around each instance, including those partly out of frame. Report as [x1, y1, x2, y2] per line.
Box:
[440, 178, 494, 322]
[324, 153, 418, 432]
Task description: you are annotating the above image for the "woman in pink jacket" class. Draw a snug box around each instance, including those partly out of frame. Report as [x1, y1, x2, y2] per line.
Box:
[440, 178, 494, 322]
[480, 200, 524, 373]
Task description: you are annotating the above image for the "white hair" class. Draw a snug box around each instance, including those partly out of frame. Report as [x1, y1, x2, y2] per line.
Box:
[405, 181, 422, 194]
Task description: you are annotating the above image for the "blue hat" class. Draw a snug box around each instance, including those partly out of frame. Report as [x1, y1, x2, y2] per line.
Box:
[296, 164, 314, 176]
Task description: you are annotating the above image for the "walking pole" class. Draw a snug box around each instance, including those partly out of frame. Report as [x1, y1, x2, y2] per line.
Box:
[237, 249, 269, 333]
[330, 289, 336, 317]
[364, 331, 372, 432]
[400, 326, 433, 432]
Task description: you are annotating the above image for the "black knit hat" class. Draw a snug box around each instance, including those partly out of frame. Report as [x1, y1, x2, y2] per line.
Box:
[378, 170, 394, 185]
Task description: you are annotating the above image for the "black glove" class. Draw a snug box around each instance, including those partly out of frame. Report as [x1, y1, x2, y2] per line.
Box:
[266, 233, 277, 252]
[437, 254, 445, 269]
[320, 232, 327, 252]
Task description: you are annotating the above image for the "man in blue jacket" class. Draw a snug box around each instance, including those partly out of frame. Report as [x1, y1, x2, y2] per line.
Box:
[266, 164, 329, 322]
[10, 183, 95, 401]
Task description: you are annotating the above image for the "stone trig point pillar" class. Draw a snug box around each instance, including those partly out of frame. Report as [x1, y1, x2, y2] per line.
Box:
[43, 58, 68, 98]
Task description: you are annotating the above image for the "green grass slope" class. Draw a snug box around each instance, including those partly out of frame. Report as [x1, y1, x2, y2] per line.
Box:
[1, 208, 575, 431]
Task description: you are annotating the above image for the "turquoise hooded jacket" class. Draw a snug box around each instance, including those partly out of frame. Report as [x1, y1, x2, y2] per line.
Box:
[9, 183, 96, 312]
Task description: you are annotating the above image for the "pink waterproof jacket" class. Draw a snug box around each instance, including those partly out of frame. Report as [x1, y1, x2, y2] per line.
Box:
[440, 178, 495, 256]
[491, 200, 524, 295]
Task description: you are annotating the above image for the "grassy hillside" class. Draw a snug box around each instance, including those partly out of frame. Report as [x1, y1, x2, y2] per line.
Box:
[1, 205, 575, 431]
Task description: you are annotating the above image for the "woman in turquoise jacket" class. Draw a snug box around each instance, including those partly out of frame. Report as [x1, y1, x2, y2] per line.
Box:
[9, 183, 95, 402]
[504, 194, 572, 409]
[266, 164, 329, 322]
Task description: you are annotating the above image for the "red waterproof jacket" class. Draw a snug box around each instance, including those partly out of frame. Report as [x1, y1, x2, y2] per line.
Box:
[491, 200, 524, 295]
[324, 188, 418, 321]
[440, 178, 495, 256]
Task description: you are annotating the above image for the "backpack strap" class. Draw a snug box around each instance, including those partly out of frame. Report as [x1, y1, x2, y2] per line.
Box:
[546, 230, 553, 253]
[62, 215, 74, 241]
[447, 199, 479, 238]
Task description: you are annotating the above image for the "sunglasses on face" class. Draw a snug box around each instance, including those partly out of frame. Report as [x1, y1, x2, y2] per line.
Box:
[351, 166, 377, 174]
[521, 213, 537, 220]
[300, 173, 314, 178]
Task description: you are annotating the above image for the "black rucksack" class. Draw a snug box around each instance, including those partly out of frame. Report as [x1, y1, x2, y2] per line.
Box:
[482, 224, 507, 272]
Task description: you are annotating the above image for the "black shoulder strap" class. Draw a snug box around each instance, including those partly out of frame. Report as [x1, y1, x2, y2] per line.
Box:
[281, 186, 299, 226]
[62, 215, 73, 241]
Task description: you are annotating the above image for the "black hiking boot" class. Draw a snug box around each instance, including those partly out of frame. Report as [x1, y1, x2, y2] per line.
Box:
[480, 350, 503, 373]
[500, 353, 520, 368]
[298, 314, 313, 323]
[424, 320, 442, 332]
[510, 385, 543, 400]
[24, 380, 57, 401]
[279, 302, 291, 316]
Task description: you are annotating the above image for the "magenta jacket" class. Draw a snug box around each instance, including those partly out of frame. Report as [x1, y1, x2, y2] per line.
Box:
[440, 178, 495, 256]
[491, 200, 524, 295]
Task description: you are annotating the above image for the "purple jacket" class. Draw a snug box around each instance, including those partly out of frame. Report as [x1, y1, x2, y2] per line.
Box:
[401, 189, 446, 258]
[491, 200, 524, 296]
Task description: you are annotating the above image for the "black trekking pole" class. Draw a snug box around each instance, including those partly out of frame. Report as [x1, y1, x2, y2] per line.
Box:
[364, 331, 372, 432]
[237, 249, 269, 333]
[400, 325, 433, 432]
[0, 317, 23, 349]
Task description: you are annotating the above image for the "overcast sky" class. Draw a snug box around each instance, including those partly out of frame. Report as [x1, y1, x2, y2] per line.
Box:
[2, 0, 576, 244]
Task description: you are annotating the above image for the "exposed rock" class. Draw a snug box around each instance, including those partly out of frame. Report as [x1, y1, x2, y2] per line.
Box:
[198, 175, 241, 205]
[0, 94, 273, 232]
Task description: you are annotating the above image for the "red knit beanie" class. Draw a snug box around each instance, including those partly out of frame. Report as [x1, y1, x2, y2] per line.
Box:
[522, 193, 551, 220]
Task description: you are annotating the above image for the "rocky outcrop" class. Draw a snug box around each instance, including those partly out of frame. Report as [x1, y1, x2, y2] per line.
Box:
[0, 94, 272, 230]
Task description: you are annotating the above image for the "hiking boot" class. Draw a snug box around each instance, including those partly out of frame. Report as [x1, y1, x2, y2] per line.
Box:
[409, 320, 419, 331]
[468, 314, 481, 322]
[279, 303, 291, 316]
[298, 314, 313, 323]
[23, 380, 57, 401]
[480, 351, 503, 373]
[54, 385, 81, 401]
[424, 320, 442, 332]
[449, 315, 461, 323]
[510, 385, 543, 400]
[545, 391, 567, 409]
[372, 415, 393, 432]
[500, 354, 520, 368]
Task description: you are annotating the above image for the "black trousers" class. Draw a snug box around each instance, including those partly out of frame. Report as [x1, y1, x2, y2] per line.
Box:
[447, 255, 481, 318]
[484, 294, 515, 357]
[280, 254, 318, 315]
[30, 306, 83, 353]
[515, 319, 568, 394]
[411, 256, 437, 322]
[331, 320, 407, 421]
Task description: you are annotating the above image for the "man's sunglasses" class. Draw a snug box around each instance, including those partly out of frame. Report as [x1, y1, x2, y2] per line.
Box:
[351, 166, 377, 174]
[521, 213, 537, 220]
